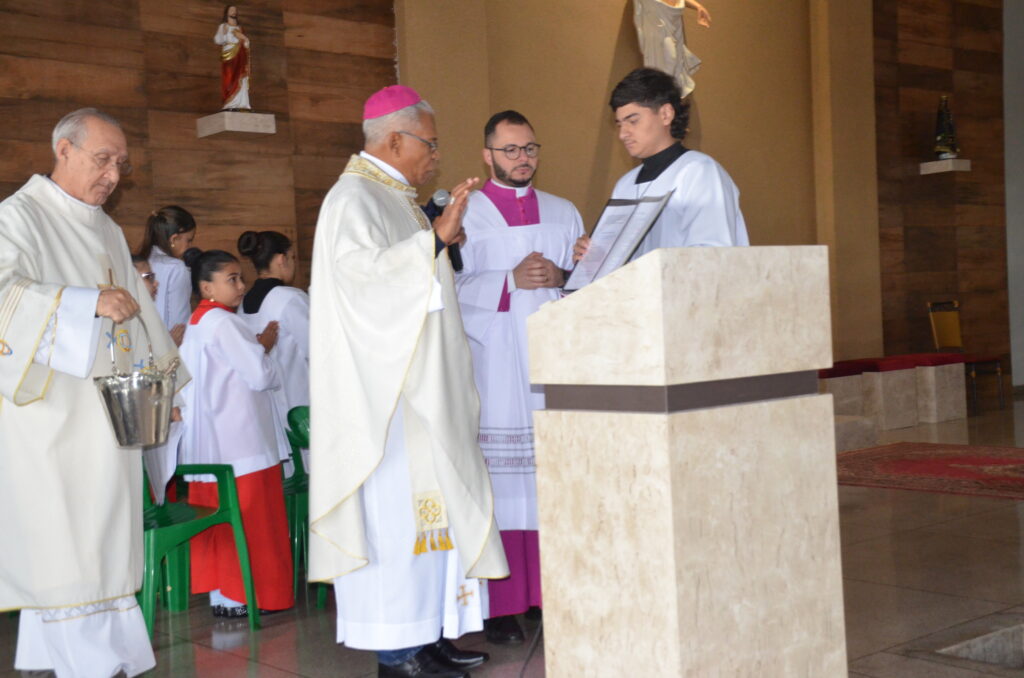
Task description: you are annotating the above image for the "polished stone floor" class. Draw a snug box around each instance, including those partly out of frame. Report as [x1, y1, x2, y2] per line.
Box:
[3, 395, 1024, 677]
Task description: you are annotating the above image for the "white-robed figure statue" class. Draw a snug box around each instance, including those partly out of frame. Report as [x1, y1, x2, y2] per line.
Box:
[0, 108, 186, 678]
[575, 67, 748, 264]
[308, 85, 509, 678]
[214, 4, 251, 111]
[632, 0, 712, 98]
[455, 110, 582, 645]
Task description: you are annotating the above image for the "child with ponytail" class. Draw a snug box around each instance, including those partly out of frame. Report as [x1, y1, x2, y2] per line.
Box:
[138, 205, 197, 345]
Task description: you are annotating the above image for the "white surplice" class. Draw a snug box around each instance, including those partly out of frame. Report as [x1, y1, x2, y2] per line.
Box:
[178, 307, 290, 478]
[0, 175, 185, 678]
[308, 154, 508, 652]
[237, 285, 310, 451]
[613, 149, 749, 258]
[148, 246, 191, 332]
[456, 187, 583, 531]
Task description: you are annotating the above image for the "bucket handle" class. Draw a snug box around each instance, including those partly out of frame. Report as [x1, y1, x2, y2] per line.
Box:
[103, 270, 177, 378]
[108, 313, 157, 377]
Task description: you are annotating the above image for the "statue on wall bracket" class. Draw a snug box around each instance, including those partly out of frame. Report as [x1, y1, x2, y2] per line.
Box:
[632, 0, 711, 99]
[215, 4, 251, 111]
[196, 3, 275, 139]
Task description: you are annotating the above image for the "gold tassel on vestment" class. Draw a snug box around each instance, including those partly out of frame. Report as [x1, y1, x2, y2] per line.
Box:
[412, 528, 455, 555]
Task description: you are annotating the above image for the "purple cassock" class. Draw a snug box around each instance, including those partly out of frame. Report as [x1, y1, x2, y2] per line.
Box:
[456, 178, 584, 620]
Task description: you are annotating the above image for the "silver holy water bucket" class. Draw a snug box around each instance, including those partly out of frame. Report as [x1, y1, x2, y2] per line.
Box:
[94, 315, 179, 448]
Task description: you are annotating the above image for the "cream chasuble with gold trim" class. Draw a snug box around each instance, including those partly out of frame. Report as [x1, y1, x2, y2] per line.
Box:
[308, 155, 508, 588]
[0, 174, 186, 611]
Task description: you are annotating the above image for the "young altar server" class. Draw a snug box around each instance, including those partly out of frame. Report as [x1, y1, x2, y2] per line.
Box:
[138, 205, 197, 345]
[455, 110, 583, 645]
[574, 67, 748, 262]
[178, 248, 294, 617]
[236, 230, 309, 462]
[132, 254, 158, 301]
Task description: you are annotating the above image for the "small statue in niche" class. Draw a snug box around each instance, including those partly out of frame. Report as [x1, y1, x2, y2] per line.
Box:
[632, 0, 712, 99]
[215, 5, 251, 111]
[934, 95, 959, 160]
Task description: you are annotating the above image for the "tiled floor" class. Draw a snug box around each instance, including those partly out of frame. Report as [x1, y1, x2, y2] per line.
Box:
[3, 396, 1024, 677]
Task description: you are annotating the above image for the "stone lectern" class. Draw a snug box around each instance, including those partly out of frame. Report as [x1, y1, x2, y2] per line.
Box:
[528, 246, 848, 677]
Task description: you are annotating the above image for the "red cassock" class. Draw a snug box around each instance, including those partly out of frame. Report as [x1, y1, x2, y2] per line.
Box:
[221, 42, 249, 105]
[189, 465, 294, 611]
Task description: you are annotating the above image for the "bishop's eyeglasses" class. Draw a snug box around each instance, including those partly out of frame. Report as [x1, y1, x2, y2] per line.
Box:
[398, 130, 439, 153]
[486, 143, 541, 160]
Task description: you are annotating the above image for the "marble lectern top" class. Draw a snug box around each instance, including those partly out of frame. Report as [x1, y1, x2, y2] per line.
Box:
[527, 246, 832, 386]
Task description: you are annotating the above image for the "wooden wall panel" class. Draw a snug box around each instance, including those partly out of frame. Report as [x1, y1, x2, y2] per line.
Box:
[0, 140, 57, 183]
[283, 12, 394, 58]
[0, 0, 140, 28]
[284, 0, 393, 24]
[0, 55, 146, 105]
[874, 0, 1008, 363]
[290, 119, 363, 156]
[0, 0, 397, 294]
[0, 12, 145, 68]
[283, 4, 397, 286]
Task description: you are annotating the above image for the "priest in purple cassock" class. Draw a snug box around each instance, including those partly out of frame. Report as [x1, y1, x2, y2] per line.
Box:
[455, 110, 583, 645]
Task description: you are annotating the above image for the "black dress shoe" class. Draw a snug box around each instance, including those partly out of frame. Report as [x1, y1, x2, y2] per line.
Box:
[483, 614, 525, 645]
[212, 604, 294, 618]
[378, 647, 468, 677]
[424, 637, 489, 670]
[211, 604, 248, 618]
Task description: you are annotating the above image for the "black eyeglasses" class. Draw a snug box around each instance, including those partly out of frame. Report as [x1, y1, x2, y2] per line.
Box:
[139, 272, 156, 281]
[486, 143, 541, 160]
[398, 131, 439, 153]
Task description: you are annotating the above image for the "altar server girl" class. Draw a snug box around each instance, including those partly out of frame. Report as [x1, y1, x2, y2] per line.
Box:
[236, 230, 309, 458]
[178, 248, 294, 617]
[138, 205, 197, 345]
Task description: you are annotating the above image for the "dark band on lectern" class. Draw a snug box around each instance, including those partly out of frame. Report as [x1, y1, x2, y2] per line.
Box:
[542, 370, 819, 413]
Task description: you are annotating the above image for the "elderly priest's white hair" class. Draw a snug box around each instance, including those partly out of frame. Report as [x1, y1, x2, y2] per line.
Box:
[51, 107, 123, 155]
[362, 100, 435, 145]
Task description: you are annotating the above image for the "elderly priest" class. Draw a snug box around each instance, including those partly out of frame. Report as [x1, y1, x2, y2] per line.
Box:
[308, 85, 509, 678]
[0, 108, 184, 677]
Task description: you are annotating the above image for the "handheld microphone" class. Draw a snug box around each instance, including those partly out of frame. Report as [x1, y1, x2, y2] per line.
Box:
[422, 189, 463, 272]
[422, 189, 450, 221]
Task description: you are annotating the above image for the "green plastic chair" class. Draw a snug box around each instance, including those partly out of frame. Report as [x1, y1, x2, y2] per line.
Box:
[285, 406, 329, 608]
[140, 464, 261, 636]
[283, 407, 309, 597]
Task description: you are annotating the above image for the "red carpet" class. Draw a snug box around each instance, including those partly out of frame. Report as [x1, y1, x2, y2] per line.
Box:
[837, 442, 1024, 500]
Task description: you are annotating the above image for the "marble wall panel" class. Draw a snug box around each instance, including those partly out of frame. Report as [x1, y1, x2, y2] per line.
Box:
[534, 395, 846, 676]
[917, 363, 968, 422]
[820, 374, 865, 416]
[863, 369, 919, 429]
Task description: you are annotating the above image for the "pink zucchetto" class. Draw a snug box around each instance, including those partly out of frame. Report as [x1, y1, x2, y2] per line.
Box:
[363, 85, 422, 120]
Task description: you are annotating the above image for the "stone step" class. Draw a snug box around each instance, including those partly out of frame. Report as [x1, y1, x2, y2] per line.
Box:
[835, 414, 877, 453]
